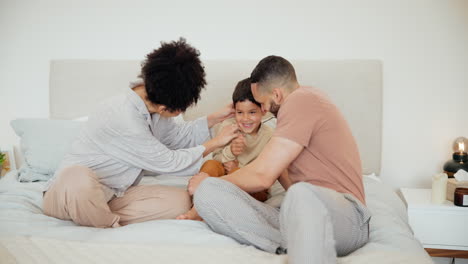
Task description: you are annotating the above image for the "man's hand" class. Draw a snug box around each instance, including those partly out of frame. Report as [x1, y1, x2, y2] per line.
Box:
[223, 160, 239, 174]
[207, 103, 235, 128]
[188, 172, 210, 195]
[230, 134, 246, 156]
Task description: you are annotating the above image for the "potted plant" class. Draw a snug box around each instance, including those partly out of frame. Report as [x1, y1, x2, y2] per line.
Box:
[0, 152, 5, 169]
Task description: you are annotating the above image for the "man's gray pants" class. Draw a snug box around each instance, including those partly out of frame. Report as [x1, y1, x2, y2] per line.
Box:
[194, 178, 371, 264]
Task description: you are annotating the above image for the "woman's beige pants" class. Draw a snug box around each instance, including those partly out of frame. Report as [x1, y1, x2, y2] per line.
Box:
[43, 165, 191, 228]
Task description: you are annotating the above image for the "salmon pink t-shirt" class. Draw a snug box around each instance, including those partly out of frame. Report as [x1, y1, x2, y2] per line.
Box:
[274, 87, 365, 204]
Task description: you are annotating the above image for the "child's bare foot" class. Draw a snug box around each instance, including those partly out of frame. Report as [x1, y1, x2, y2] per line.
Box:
[176, 207, 203, 221]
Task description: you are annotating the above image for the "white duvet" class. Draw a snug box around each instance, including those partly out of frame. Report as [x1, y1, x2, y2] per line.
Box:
[0, 171, 433, 264]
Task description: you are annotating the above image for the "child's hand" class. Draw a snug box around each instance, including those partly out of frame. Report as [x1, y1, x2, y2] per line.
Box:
[223, 160, 239, 174]
[231, 134, 246, 156]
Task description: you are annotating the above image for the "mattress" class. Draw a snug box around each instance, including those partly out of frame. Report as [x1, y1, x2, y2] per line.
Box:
[0, 171, 433, 264]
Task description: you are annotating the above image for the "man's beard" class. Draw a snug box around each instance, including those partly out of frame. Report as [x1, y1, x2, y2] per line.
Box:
[269, 100, 281, 118]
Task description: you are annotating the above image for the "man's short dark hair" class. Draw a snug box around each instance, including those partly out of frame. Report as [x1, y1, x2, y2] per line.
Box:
[232, 78, 261, 107]
[140, 38, 206, 112]
[250, 55, 297, 92]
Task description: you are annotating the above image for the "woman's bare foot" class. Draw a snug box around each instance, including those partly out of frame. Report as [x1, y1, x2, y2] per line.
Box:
[176, 207, 203, 221]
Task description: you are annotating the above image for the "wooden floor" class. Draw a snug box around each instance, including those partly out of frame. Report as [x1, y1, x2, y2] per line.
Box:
[426, 248, 468, 259]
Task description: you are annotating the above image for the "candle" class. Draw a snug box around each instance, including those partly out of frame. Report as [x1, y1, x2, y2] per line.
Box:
[431, 173, 448, 204]
[454, 188, 468, 207]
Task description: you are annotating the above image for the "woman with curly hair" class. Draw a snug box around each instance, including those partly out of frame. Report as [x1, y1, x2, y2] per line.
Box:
[42, 38, 238, 228]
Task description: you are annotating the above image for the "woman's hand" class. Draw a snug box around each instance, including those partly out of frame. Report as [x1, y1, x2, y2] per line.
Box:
[202, 124, 238, 157]
[215, 124, 239, 146]
[223, 160, 239, 174]
[207, 103, 235, 128]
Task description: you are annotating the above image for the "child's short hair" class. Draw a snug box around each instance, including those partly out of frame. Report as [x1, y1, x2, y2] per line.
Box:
[232, 78, 261, 107]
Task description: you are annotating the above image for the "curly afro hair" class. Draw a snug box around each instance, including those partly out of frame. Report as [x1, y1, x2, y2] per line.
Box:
[140, 38, 206, 112]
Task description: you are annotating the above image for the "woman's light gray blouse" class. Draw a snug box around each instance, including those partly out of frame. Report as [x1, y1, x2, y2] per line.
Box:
[45, 89, 210, 196]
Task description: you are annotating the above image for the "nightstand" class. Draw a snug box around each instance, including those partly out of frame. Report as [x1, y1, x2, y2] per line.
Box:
[401, 188, 468, 259]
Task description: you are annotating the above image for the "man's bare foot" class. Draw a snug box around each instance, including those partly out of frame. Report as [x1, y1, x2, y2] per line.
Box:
[176, 207, 203, 221]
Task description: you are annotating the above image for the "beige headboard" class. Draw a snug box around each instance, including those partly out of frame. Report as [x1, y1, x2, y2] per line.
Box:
[50, 59, 382, 174]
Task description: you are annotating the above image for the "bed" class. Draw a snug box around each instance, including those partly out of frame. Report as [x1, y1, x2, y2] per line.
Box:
[0, 60, 433, 263]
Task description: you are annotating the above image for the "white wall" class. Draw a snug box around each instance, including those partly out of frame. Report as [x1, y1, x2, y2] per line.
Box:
[1, 0, 467, 189]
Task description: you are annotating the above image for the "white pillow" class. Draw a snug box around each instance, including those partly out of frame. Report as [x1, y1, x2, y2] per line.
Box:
[10, 119, 83, 182]
[73, 116, 89, 121]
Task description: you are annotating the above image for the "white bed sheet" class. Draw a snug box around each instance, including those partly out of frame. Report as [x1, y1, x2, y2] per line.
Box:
[0, 171, 433, 264]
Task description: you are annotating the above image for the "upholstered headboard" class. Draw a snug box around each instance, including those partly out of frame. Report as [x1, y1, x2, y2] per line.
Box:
[49, 60, 382, 174]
